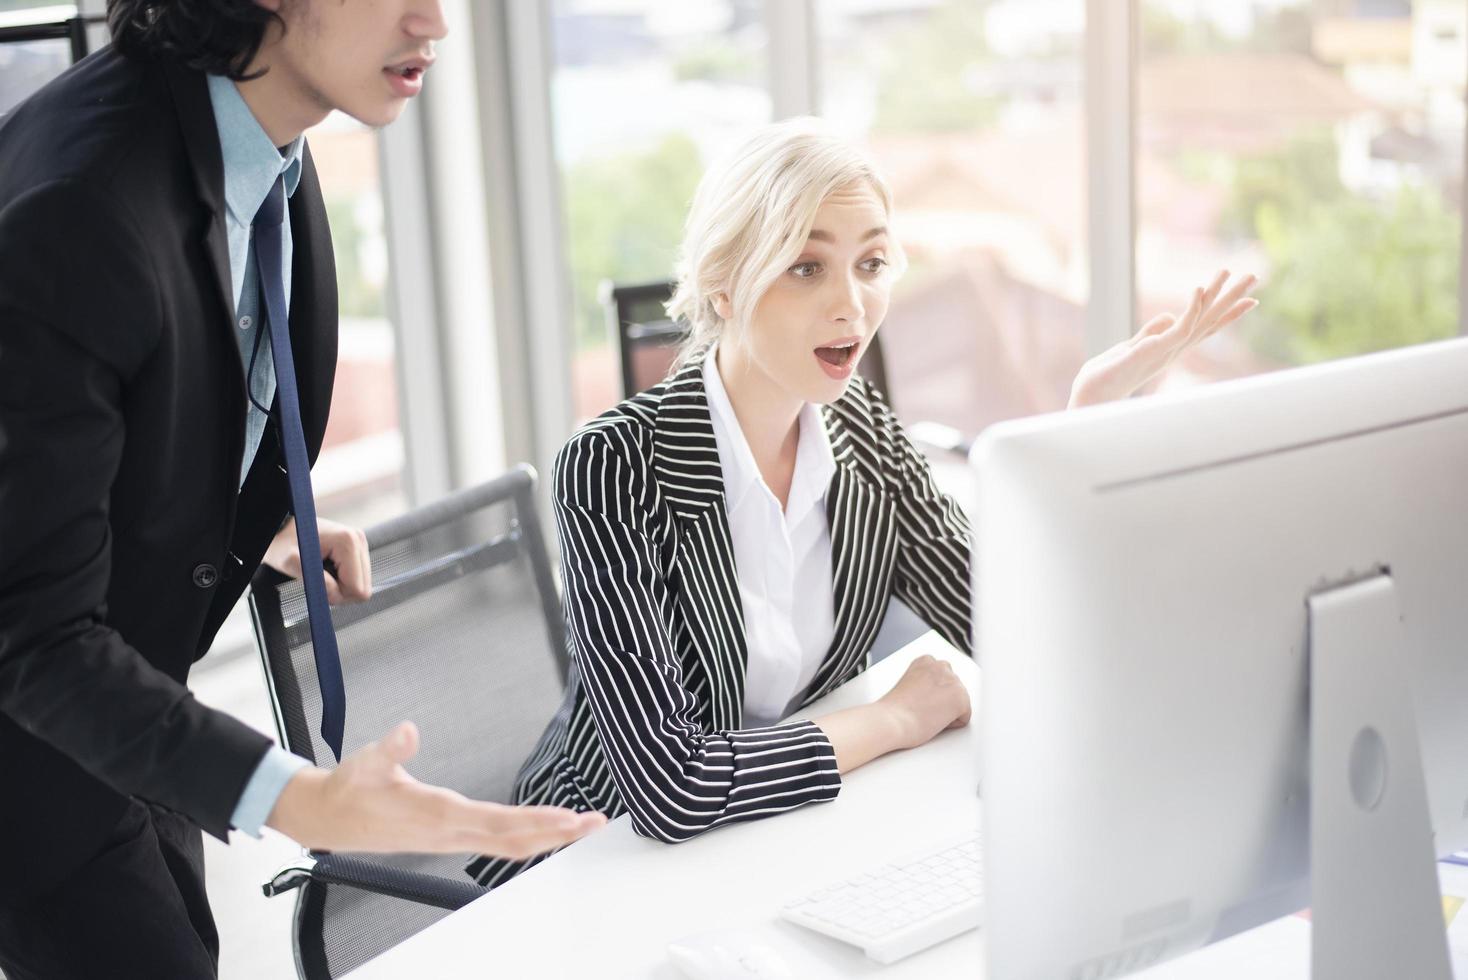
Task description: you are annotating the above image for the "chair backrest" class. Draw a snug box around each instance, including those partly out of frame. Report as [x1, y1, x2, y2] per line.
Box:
[602, 278, 687, 397]
[248, 465, 568, 978]
[601, 277, 892, 401]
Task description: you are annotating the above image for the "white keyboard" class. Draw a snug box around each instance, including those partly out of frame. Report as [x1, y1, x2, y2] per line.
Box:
[779, 832, 984, 964]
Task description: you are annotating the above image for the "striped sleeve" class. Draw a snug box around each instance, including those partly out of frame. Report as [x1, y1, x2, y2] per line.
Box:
[552, 426, 842, 844]
[888, 422, 974, 655]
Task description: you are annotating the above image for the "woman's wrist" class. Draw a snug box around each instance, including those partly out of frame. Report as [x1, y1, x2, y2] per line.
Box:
[875, 696, 919, 751]
[815, 700, 912, 774]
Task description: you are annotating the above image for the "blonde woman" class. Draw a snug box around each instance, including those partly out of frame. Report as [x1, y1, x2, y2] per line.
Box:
[467, 119, 1256, 888]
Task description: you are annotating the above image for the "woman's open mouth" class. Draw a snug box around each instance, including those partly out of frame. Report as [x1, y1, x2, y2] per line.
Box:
[814, 338, 861, 380]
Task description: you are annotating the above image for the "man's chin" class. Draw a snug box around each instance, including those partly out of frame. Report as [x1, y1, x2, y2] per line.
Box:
[337, 99, 408, 132]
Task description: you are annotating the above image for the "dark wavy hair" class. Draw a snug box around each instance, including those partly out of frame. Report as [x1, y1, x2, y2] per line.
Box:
[106, 0, 286, 80]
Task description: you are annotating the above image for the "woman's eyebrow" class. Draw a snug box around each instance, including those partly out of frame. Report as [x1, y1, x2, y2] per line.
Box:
[806, 226, 889, 244]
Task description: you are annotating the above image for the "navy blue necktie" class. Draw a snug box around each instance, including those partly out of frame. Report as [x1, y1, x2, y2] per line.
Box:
[254, 177, 347, 761]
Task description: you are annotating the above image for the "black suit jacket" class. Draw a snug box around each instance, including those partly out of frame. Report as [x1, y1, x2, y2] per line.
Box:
[0, 48, 337, 902]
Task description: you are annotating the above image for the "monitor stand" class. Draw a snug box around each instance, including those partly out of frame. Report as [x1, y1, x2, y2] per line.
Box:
[1308, 573, 1452, 980]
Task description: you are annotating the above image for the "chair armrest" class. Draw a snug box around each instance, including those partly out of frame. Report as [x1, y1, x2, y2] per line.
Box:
[262, 853, 487, 911]
[263, 857, 317, 898]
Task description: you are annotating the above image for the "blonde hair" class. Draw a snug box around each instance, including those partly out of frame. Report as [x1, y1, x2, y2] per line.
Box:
[665, 117, 903, 374]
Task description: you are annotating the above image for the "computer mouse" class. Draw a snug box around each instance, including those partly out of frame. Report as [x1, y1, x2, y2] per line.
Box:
[666, 932, 801, 980]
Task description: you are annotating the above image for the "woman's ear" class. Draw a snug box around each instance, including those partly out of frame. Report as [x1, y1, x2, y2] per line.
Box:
[712, 292, 734, 320]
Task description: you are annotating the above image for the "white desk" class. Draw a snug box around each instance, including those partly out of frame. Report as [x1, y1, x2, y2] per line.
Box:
[347, 632, 1466, 979]
[350, 631, 980, 978]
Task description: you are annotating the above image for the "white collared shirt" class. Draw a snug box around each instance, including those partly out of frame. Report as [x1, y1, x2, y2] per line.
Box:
[703, 347, 838, 727]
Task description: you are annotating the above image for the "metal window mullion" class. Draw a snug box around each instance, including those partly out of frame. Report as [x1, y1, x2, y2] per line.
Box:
[379, 103, 454, 506]
[466, 1, 532, 475]
[484, 0, 573, 484]
[766, 0, 819, 119]
[417, 0, 507, 489]
[1085, 0, 1138, 355]
[505, 0, 574, 476]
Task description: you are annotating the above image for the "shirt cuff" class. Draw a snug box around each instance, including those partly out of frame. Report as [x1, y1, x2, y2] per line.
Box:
[231, 746, 311, 838]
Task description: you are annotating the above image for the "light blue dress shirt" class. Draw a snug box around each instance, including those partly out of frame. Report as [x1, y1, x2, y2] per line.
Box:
[207, 74, 312, 838]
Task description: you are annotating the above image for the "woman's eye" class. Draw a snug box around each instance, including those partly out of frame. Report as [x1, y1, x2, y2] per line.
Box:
[789, 261, 821, 279]
[859, 257, 888, 275]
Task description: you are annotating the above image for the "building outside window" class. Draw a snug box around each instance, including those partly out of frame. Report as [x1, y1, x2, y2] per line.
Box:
[1138, 0, 1465, 391]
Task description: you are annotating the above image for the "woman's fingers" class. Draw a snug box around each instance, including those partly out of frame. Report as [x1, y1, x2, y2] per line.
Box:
[1200, 268, 1229, 308]
[1200, 298, 1259, 340]
[1213, 272, 1258, 312]
[1174, 286, 1205, 336]
[1193, 273, 1258, 339]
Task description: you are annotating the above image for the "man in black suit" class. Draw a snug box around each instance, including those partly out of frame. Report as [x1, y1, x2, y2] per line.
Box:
[0, 2, 602, 976]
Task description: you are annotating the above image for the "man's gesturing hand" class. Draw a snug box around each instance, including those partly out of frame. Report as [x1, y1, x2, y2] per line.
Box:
[267, 721, 607, 860]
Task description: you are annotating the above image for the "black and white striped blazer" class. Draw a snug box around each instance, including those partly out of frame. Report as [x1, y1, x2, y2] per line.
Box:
[467, 362, 972, 888]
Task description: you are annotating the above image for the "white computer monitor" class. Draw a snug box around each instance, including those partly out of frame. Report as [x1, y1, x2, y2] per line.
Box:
[973, 338, 1468, 980]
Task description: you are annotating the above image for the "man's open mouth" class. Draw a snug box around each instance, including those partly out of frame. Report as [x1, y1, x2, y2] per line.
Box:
[386, 55, 434, 81]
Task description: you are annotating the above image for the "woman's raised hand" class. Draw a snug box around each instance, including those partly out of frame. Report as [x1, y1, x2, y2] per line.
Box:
[1068, 270, 1258, 409]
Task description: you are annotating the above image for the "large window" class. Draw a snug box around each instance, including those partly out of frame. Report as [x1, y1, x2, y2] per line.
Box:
[1138, 0, 1465, 390]
[550, 0, 770, 421]
[303, 112, 408, 530]
[818, 0, 1089, 438]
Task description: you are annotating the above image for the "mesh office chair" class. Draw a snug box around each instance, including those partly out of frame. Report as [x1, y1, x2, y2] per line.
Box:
[602, 278, 892, 398]
[249, 465, 569, 979]
[602, 279, 689, 397]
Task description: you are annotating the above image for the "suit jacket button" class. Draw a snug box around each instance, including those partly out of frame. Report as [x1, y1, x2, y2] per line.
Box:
[192, 563, 219, 589]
